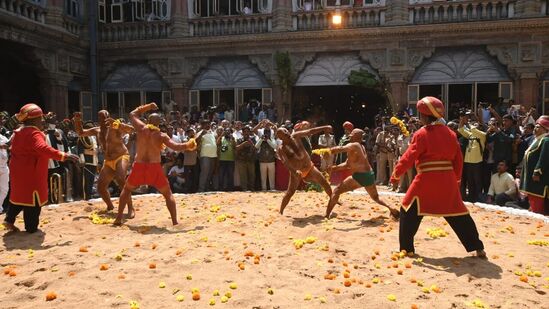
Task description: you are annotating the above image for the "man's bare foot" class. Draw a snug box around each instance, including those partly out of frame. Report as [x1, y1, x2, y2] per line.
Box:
[126, 207, 136, 219]
[3, 222, 20, 232]
[112, 218, 123, 226]
[107, 205, 114, 211]
[476, 250, 487, 259]
[172, 220, 179, 226]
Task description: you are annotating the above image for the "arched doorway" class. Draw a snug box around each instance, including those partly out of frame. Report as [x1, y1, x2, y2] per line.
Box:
[101, 63, 170, 118]
[190, 58, 272, 121]
[0, 40, 43, 115]
[408, 47, 512, 120]
[293, 53, 386, 135]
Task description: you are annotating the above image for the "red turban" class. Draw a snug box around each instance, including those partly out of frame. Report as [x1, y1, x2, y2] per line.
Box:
[536, 115, 549, 131]
[417, 96, 444, 119]
[16, 103, 43, 122]
[343, 121, 354, 130]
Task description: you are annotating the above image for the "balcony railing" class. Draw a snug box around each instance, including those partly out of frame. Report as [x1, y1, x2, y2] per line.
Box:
[292, 6, 386, 31]
[63, 16, 82, 36]
[98, 21, 171, 42]
[189, 14, 272, 37]
[409, 0, 515, 25]
[0, 0, 46, 23]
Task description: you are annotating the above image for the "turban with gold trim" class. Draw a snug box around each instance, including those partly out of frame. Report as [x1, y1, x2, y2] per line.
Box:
[536, 115, 549, 131]
[417, 96, 444, 119]
[15, 103, 43, 122]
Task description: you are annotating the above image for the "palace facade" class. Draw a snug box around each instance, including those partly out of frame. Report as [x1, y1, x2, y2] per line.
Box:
[2, 0, 549, 123]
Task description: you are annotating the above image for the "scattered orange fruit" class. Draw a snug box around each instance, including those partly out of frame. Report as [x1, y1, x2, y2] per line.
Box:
[324, 273, 336, 280]
[520, 275, 528, 283]
[397, 269, 404, 275]
[118, 274, 126, 279]
[152, 243, 158, 250]
[328, 258, 334, 263]
[192, 292, 200, 301]
[99, 264, 109, 271]
[68, 271, 76, 277]
[411, 304, 419, 309]
[79, 246, 88, 253]
[8, 270, 16, 277]
[149, 262, 157, 269]
[333, 288, 341, 294]
[343, 272, 350, 278]
[134, 242, 140, 247]
[405, 262, 412, 269]
[45, 292, 57, 301]
[365, 283, 372, 288]
[343, 279, 352, 287]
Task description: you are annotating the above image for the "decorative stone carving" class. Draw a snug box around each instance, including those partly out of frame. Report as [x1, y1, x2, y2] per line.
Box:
[542, 42, 549, 64]
[486, 44, 518, 66]
[192, 58, 270, 90]
[58, 55, 68, 72]
[520, 43, 540, 63]
[69, 57, 86, 75]
[148, 59, 170, 78]
[33, 49, 55, 72]
[407, 47, 435, 70]
[359, 50, 386, 70]
[169, 58, 185, 74]
[249, 54, 274, 79]
[389, 49, 405, 66]
[185, 57, 209, 79]
[289, 52, 316, 75]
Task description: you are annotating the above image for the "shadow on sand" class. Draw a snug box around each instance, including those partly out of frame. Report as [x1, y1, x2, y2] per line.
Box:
[416, 256, 503, 279]
[2, 229, 72, 251]
[126, 224, 205, 235]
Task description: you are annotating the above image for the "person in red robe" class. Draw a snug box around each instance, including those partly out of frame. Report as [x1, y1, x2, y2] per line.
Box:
[390, 97, 485, 258]
[4, 104, 78, 233]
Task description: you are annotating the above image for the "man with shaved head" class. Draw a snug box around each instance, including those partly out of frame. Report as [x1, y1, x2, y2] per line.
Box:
[276, 124, 333, 215]
[73, 110, 135, 216]
[113, 103, 197, 226]
[325, 128, 399, 219]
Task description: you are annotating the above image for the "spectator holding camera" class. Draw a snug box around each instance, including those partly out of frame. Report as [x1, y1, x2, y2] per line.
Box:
[458, 112, 486, 203]
[217, 127, 236, 191]
[196, 120, 217, 192]
[235, 126, 257, 191]
[488, 114, 516, 172]
[255, 126, 277, 191]
[486, 160, 516, 206]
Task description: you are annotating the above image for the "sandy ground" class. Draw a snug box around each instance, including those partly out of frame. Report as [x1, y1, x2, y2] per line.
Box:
[0, 190, 548, 309]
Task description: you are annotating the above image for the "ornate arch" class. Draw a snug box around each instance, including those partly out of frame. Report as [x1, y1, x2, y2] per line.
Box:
[295, 53, 379, 87]
[101, 63, 168, 91]
[412, 47, 510, 84]
[191, 58, 270, 90]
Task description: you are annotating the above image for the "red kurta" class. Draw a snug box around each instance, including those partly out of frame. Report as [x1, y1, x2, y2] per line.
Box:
[393, 124, 468, 216]
[9, 126, 65, 206]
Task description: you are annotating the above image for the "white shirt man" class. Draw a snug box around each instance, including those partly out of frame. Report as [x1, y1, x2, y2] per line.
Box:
[487, 161, 516, 206]
[0, 134, 9, 212]
[225, 109, 235, 122]
[318, 133, 335, 171]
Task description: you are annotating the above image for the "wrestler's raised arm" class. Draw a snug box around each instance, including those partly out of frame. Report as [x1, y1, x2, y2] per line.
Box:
[328, 143, 355, 155]
[161, 133, 197, 152]
[105, 118, 135, 134]
[292, 125, 332, 139]
[129, 102, 158, 131]
[329, 161, 349, 173]
[72, 112, 99, 137]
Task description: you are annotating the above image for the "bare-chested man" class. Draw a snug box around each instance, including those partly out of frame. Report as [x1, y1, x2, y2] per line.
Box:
[73, 111, 135, 217]
[113, 103, 196, 226]
[325, 129, 400, 219]
[277, 125, 333, 215]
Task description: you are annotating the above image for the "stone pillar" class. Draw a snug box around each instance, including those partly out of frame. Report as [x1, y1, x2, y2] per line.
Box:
[387, 76, 408, 112]
[41, 77, 70, 117]
[515, 0, 542, 18]
[272, 84, 287, 122]
[172, 0, 190, 37]
[272, 0, 293, 32]
[385, 0, 409, 26]
[516, 72, 539, 109]
[171, 84, 189, 112]
[45, 0, 65, 29]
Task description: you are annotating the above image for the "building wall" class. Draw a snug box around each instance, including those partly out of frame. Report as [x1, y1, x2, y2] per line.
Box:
[2, 0, 549, 118]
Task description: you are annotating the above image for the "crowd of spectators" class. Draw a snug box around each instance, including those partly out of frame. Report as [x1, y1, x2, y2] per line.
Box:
[0, 97, 546, 216]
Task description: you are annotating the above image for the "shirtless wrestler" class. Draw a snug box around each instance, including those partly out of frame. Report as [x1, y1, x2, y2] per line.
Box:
[277, 125, 333, 215]
[113, 103, 196, 226]
[325, 129, 400, 219]
[73, 111, 135, 217]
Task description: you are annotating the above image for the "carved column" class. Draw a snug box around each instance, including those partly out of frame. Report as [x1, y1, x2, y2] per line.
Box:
[172, 0, 190, 37]
[40, 76, 71, 117]
[171, 84, 189, 112]
[516, 72, 539, 109]
[272, 0, 293, 32]
[385, 0, 409, 26]
[45, 0, 65, 29]
[386, 77, 408, 112]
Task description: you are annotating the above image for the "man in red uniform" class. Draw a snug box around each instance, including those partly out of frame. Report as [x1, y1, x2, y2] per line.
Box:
[390, 97, 485, 258]
[4, 104, 78, 233]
